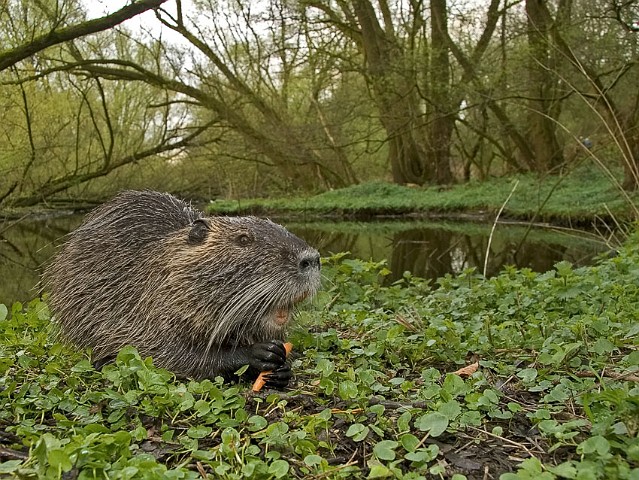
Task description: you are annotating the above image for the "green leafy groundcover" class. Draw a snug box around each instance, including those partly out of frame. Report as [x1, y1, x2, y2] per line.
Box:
[1, 239, 639, 479]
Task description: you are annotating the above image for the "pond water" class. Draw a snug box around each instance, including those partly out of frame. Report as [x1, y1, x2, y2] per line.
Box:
[0, 214, 609, 307]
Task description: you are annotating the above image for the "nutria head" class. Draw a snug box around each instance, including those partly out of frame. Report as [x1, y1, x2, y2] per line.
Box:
[165, 215, 322, 349]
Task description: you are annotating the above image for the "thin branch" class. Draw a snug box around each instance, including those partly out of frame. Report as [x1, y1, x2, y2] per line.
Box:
[12, 122, 215, 207]
[0, 0, 168, 71]
[14, 68, 37, 192]
[155, 7, 284, 123]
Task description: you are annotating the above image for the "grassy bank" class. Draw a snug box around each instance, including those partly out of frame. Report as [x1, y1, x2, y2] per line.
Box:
[208, 170, 639, 225]
[1, 234, 638, 478]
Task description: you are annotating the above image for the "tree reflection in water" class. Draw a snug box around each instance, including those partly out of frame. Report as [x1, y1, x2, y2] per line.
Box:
[292, 222, 607, 283]
[1, 217, 607, 305]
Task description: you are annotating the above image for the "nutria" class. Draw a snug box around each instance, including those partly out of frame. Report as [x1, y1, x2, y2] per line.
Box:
[44, 190, 321, 388]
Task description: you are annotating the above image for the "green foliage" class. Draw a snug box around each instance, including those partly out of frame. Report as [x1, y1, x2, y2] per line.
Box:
[3, 234, 639, 477]
[208, 170, 638, 224]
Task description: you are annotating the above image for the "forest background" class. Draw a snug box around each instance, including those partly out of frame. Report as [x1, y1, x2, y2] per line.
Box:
[1, 0, 638, 211]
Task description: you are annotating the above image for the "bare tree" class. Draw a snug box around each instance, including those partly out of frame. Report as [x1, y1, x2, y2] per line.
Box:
[154, 0, 358, 190]
[305, 0, 503, 185]
[0, 0, 211, 208]
[536, 0, 639, 189]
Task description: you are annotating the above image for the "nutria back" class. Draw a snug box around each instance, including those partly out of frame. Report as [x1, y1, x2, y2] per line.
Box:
[44, 191, 321, 381]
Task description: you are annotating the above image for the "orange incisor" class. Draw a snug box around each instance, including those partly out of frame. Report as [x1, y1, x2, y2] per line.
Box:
[252, 342, 293, 392]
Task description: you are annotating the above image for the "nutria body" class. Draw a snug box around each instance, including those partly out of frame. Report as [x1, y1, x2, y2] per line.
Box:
[44, 190, 321, 388]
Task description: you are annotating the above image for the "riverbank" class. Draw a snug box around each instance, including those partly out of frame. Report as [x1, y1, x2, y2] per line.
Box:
[2, 170, 637, 227]
[207, 170, 639, 227]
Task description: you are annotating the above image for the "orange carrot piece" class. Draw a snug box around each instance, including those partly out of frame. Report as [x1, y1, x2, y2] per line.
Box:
[252, 342, 293, 392]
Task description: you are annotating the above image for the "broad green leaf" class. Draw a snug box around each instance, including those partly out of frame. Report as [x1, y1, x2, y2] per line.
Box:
[577, 435, 610, 456]
[304, 455, 323, 467]
[187, 425, 212, 439]
[0, 460, 22, 474]
[397, 411, 411, 433]
[548, 462, 577, 478]
[317, 359, 335, 376]
[346, 423, 369, 442]
[415, 412, 449, 437]
[48, 449, 73, 472]
[373, 440, 399, 461]
[367, 463, 393, 479]
[247, 415, 268, 431]
[591, 338, 615, 355]
[442, 374, 467, 397]
[70, 360, 94, 373]
[268, 459, 289, 478]
[439, 400, 462, 421]
[516, 368, 538, 383]
[400, 433, 420, 452]
[555, 261, 573, 277]
[338, 380, 359, 399]
[404, 445, 439, 463]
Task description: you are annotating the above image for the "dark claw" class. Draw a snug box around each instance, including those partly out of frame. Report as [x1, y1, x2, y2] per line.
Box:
[263, 364, 292, 389]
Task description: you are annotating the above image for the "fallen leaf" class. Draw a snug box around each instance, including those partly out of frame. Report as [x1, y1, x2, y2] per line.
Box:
[452, 362, 479, 377]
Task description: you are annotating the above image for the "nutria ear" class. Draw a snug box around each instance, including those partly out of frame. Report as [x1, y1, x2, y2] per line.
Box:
[188, 218, 210, 244]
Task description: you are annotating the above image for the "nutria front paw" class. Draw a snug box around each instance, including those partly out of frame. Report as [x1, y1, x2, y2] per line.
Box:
[248, 340, 288, 372]
[262, 364, 292, 389]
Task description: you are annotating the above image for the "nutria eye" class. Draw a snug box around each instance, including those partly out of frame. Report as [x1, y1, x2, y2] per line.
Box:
[237, 233, 252, 246]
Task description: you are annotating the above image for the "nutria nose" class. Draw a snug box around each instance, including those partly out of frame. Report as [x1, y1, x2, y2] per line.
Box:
[299, 250, 321, 272]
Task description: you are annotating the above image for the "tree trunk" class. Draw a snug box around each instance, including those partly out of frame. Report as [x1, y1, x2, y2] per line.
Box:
[525, 0, 564, 172]
[428, 0, 454, 184]
[620, 109, 639, 190]
[387, 134, 427, 184]
[352, 0, 428, 185]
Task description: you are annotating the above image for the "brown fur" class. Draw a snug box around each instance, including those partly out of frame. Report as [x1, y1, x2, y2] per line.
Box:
[43, 190, 321, 379]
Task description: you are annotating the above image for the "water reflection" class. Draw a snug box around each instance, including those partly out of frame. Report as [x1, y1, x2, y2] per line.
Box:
[1, 215, 84, 306]
[0, 215, 608, 305]
[289, 221, 607, 282]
